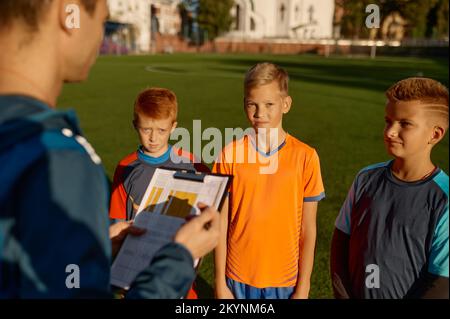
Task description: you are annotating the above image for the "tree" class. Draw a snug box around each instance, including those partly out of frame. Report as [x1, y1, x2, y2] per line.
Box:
[339, 0, 449, 39]
[340, 0, 375, 39]
[197, 0, 234, 41]
[396, 0, 439, 38]
[434, 0, 449, 38]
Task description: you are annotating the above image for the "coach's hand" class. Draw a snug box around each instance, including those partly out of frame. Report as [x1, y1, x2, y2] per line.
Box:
[174, 203, 220, 260]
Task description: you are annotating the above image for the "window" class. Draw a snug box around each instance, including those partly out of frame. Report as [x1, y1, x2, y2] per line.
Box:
[308, 5, 314, 24]
[250, 18, 256, 31]
[235, 5, 241, 30]
[280, 4, 286, 22]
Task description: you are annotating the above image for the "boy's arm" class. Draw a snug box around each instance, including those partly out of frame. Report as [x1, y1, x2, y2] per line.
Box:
[109, 163, 128, 221]
[331, 174, 358, 299]
[406, 273, 449, 299]
[292, 202, 317, 299]
[330, 228, 352, 299]
[407, 206, 448, 299]
[214, 195, 234, 299]
[293, 149, 325, 298]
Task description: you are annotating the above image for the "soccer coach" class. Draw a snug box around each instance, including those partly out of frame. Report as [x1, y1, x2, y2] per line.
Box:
[0, 0, 219, 298]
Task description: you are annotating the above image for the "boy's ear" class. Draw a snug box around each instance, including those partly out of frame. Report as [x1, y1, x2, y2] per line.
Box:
[171, 121, 178, 134]
[429, 125, 446, 145]
[283, 96, 292, 114]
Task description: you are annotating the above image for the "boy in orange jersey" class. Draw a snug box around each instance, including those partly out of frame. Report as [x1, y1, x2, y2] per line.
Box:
[213, 63, 325, 299]
[109, 88, 208, 298]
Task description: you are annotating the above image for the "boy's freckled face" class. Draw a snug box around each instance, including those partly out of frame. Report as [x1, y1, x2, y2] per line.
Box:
[244, 81, 290, 130]
[383, 100, 435, 159]
[135, 115, 177, 157]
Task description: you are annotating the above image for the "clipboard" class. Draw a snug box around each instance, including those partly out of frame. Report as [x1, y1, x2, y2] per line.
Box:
[110, 168, 231, 291]
[170, 168, 231, 214]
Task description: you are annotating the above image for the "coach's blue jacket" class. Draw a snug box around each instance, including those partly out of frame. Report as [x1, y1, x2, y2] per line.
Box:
[0, 95, 195, 298]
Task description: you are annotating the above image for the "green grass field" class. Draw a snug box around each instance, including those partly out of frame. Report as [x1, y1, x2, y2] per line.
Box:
[59, 53, 449, 299]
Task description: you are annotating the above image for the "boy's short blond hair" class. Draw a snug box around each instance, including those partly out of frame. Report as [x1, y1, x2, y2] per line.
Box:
[244, 63, 289, 96]
[385, 77, 449, 129]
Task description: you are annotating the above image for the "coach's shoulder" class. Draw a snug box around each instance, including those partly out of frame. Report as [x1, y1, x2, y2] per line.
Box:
[40, 128, 102, 166]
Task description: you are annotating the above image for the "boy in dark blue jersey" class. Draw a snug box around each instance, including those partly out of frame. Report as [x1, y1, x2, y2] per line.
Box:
[331, 77, 449, 299]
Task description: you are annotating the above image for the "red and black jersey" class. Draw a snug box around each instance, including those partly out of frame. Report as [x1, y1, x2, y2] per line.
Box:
[109, 145, 210, 221]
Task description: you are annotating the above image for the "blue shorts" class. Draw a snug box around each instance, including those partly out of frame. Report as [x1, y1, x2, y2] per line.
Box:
[226, 277, 295, 299]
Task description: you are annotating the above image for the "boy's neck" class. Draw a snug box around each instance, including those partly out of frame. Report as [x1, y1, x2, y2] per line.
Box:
[391, 156, 436, 182]
[141, 145, 170, 158]
[254, 128, 287, 153]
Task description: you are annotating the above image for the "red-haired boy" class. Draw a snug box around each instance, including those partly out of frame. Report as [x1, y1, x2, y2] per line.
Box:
[110, 88, 207, 298]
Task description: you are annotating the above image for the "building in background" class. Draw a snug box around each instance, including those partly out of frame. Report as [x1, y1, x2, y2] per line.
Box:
[105, 0, 182, 54]
[106, 0, 152, 53]
[101, 0, 447, 57]
[150, 0, 183, 53]
[103, 0, 335, 55]
[226, 0, 334, 40]
[152, 0, 182, 35]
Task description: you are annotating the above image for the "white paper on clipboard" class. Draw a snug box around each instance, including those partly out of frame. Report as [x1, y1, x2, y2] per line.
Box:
[110, 168, 229, 290]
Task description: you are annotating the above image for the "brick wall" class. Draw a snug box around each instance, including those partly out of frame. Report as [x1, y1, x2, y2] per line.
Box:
[147, 35, 447, 57]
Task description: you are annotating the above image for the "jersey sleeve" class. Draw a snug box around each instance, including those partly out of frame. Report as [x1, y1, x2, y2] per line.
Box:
[335, 177, 358, 235]
[125, 242, 195, 299]
[428, 205, 449, 277]
[303, 149, 325, 202]
[109, 163, 128, 220]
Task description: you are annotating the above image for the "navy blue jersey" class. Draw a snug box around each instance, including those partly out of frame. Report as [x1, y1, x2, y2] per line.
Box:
[335, 161, 449, 298]
[109, 147, 210, 221]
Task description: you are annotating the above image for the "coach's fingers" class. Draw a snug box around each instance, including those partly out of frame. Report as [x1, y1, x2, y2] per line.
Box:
[126, 226, 147, 237]
[109, 220, 132, 239]
[197, 202, 208, 211]
[194, 206, 219, 227]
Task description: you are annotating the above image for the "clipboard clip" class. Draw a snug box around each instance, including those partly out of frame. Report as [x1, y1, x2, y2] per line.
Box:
[173, 169, 206, 182]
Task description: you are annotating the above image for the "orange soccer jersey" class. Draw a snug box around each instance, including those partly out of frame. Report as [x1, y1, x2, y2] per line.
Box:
[213, 133, 325, 288]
